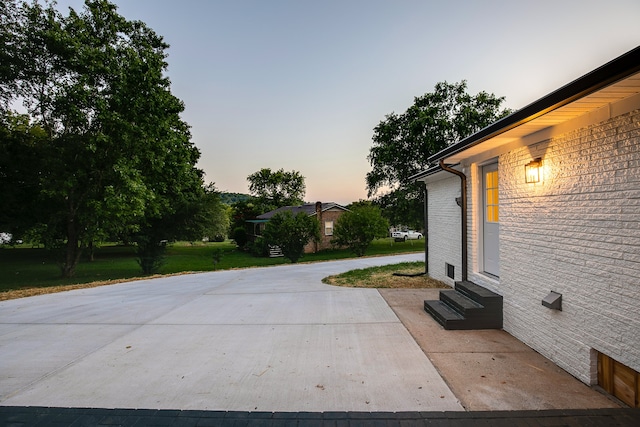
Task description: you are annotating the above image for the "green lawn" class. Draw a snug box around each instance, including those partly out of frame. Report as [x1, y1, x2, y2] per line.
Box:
[322, 261, 444, 289]
[0, 238, 425, 294]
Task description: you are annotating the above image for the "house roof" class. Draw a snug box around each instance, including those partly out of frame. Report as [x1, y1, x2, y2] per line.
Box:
[411, 45, 640, 181]
[256, 202, 348, 220]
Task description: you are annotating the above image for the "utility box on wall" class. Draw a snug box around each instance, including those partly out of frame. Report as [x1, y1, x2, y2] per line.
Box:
[542, 291, 562, 311]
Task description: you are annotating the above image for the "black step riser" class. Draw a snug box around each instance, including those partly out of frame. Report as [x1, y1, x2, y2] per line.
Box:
[424, 300, 470, 330]
[441, 303, 502, 324]
[424, 301, 447, 328]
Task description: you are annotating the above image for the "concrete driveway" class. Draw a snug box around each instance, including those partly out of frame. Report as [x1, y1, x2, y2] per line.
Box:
[0, 253, 463, 412]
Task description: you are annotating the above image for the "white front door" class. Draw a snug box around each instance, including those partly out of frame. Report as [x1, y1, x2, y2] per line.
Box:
[483, 163, 500, 277]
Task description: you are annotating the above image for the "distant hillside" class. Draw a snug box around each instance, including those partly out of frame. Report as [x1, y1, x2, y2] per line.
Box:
[220, 192, 251, 205]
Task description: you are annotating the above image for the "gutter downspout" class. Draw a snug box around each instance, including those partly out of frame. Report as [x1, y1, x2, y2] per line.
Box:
[393, 188, 429, 278]
[439, 160, 468, 282]
[424, 186, 428, 275]
[315, 201, 322, 253]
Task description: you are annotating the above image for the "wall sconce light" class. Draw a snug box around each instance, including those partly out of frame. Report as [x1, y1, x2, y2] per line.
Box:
[525, 158, 542, 183]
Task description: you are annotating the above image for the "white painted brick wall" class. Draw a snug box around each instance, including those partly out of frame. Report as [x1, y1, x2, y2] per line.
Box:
[425, 175, 461, 286]
[497, 109, 640, 384]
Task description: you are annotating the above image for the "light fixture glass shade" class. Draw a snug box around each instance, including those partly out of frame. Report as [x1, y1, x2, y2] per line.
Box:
[525, 158, 542, 183]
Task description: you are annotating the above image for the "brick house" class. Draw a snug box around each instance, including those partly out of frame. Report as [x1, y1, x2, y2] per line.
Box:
[411, 46, 640, 407]
[250, 202, 349, 253]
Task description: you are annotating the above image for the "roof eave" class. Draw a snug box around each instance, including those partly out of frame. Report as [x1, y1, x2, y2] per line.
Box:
[427, 46, 640, 164]
[409, 164, 443, 182]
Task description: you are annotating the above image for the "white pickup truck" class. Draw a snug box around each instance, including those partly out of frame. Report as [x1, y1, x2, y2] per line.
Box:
[391, 230, 423, 241]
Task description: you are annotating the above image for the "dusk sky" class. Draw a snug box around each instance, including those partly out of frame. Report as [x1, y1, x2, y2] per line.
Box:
[56, 0, 640, 205]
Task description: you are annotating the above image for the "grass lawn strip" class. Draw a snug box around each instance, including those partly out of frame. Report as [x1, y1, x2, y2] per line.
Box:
[0, 273, 193, 301]
[0, 238, 427, 301]
[322, 262, 446, 289]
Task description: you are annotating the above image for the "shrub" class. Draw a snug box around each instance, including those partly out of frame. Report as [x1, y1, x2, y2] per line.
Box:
[247, 236, 269, 257]
[262, 211, 320, 263]
[332, 205, 389, 257]
[136, 237, 167, 274]
[232, 227, 248, 248]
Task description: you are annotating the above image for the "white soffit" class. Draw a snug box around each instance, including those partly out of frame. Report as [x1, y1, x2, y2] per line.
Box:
[443, 71, 640, 163]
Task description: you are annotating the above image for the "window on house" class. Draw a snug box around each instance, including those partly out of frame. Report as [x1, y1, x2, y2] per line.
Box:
[325, 221, 334, 236]
[485, 170, 499, 222]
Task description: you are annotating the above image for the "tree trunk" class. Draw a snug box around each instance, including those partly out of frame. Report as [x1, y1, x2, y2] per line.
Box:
[61, 217, 83, 278]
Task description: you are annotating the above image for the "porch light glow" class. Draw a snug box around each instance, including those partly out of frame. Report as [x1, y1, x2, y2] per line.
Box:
[525, 158, 542, 183]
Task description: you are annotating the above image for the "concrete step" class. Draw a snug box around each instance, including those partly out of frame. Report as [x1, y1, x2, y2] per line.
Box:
[424, 281, 504, 330]
[268, 245, 284, 258]
[423, 300, 470, 330]
[455, 280, 503, 309]
[440, 290, 483, 316]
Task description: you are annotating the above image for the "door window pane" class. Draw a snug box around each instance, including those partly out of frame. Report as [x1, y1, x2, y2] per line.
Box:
[485, 170, 499, 223]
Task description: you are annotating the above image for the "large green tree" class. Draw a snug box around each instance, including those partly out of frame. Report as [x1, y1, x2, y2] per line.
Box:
[0, 112, 46, 238]
[188, 183, 230, 243]
[229, 198, 261, 249]
[247, 168, 305, 213]
[0, 0, 20, 107]
[2, 0, 204, 277]
[366, 81, 511, 228]
[331, 204, 389, 257]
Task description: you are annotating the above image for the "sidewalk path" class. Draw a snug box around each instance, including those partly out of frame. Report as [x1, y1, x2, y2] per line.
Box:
[0, 254, 464, 412]
[380, 289, 622, 411]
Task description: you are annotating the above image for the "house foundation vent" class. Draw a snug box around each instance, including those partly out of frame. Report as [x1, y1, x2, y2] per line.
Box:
[446, 263, 455, 279]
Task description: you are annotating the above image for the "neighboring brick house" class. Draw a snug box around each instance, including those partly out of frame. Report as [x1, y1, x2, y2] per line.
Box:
[411, 46, 640, 407]
[251, 202, 349, 253]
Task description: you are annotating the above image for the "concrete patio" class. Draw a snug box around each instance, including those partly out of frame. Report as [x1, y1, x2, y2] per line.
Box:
[0, 254, 460, 412]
